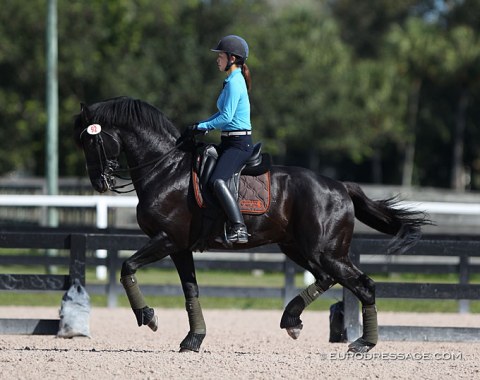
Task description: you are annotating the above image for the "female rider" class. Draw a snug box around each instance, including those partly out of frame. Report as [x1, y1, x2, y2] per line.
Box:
[186, 35, 253, 245]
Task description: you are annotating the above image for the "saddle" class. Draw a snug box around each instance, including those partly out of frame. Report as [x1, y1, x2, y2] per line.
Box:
[192, 142, 272, 214]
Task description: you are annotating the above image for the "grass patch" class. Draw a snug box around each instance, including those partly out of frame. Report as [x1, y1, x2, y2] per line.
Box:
[2, 292, 478, 314]
[0, 266, 478, 313]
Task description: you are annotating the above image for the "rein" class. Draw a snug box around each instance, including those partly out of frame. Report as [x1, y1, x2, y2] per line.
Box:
[108, 144, 181, 194]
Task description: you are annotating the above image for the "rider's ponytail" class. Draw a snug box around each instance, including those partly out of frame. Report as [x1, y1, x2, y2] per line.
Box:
[242, 63, 251, 91]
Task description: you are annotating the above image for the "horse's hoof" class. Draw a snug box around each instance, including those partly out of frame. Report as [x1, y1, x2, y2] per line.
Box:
[179, 332, 205, 353]
[347, 338, 376, 353]
[179, 347, 197, 353]
[147, 315, 158, 332]
[286, 324, 303, 340]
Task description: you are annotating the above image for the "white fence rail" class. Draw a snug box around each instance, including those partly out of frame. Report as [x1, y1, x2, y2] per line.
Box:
[397, 201, 480, 215]
[0, 195, 138, 280]
[0, 195, 138, 229]
[0, 194, 479, 228]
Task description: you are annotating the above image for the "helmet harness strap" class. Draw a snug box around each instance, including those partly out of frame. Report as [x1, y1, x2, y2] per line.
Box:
[225, 53, 234, 72]
[224, 53, 243, 72]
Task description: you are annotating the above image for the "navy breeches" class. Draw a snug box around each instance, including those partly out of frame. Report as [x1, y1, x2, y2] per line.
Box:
[208, 135, 253, 185]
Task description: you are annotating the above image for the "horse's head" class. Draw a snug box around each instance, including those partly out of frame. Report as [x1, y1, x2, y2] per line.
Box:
[74, 103, 122, 193]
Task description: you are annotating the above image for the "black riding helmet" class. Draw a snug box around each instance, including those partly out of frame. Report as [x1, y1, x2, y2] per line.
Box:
[211, 35, 249, 71]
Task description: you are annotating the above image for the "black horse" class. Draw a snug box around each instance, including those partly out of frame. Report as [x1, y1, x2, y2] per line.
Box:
[74, 96, 430, 353]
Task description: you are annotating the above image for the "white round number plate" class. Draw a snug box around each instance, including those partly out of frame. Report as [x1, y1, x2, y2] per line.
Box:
[87, 124, 102, 135]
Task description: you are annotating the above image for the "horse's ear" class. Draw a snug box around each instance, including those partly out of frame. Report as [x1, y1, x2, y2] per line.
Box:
[80, 102, 91, 123]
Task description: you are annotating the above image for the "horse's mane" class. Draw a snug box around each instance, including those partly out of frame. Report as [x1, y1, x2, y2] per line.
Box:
[90, 96, 179, 139]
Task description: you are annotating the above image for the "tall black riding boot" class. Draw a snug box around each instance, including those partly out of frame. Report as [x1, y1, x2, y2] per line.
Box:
[213, 179, 249, 244]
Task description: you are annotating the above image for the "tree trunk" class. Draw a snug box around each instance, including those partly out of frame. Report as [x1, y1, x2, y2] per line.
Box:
[372, 149, 382, 183]
[450, 87, 469, 191]
[402, 79, 422, 187]
[308, 150, 320, 173]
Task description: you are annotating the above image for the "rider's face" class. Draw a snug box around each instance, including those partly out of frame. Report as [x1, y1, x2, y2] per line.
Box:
[216, 52, 230, 72]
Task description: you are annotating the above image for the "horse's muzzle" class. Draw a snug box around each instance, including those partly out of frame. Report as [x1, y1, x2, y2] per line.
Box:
[91, 177, 109, 193]
[88, 160, 118, 193]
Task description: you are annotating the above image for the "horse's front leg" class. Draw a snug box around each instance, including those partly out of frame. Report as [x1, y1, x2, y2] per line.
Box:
[171, 250, 206, 353]
[120, 231, 174, 331]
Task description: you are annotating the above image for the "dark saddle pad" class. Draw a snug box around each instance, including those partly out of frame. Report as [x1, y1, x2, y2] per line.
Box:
[192, 142, 272, 215]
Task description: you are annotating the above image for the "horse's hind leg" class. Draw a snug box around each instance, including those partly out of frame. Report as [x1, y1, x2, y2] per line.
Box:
[281, 274, 335, 339]
[321, 254, 378, 353]
[279, 244, 336, 339]
[120, 232, 174, 332]
[171, 251, 206, 353]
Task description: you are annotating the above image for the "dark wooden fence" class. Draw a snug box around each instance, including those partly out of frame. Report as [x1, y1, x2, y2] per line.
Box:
[0, 230, 86, 334]
[0, 227, 479, 342]
[0, 229, 312, 308]
[345, 235, 480, 342]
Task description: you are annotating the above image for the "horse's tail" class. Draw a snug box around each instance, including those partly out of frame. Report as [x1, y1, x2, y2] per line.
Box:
[344, 181, 433, 254]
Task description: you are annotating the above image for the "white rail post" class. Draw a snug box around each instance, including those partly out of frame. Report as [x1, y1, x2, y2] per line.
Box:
[95, 198, 109, 280]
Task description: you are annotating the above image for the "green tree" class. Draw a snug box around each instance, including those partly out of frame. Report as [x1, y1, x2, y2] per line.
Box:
[250, 4, 355, 167]
[3, 0, 480, 191]
[0, 0, 269, 177]
[441, 26, 480, 190]
[383, 18, 447, 186]
[0, 0, 47, 175]
[328, 0, 434, 58]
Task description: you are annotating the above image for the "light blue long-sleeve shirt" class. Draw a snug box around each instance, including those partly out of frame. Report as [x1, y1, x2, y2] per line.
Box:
[197, 68, 251, 132]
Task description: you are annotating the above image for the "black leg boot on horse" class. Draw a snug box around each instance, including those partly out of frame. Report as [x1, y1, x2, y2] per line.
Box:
[280, 275, 335, 339]
[118, 234, 176, 333]
[212, 179, 249, 245]
[120, 272, 158, 331]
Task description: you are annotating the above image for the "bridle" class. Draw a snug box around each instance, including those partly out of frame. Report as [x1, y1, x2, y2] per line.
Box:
[79, 124, 182, 194]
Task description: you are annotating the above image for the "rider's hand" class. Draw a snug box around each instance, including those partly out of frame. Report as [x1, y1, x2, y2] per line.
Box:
[191, 124, 208, 136]
[185, 124, 205, 136]
[176, 124, 205, 147]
